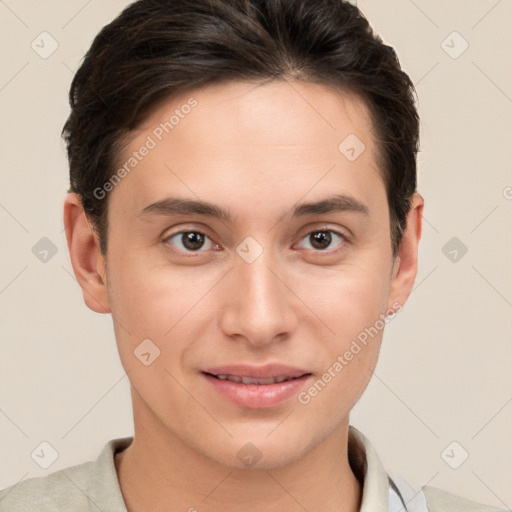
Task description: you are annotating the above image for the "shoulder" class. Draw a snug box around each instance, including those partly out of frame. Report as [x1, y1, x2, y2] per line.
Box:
[0, 460, 95, 511]
[423, 485, 511, 512]
[0, 437, 132, 512]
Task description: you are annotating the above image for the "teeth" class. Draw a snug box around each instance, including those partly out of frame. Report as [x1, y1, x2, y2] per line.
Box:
[241, 376, 260, 385]
[257, 377, 277, 385]
[214, 374, 294, 385]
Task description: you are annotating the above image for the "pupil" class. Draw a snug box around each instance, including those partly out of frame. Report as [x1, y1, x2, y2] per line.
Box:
[183, 232, 204, 250]
[311, 231, 331, 250]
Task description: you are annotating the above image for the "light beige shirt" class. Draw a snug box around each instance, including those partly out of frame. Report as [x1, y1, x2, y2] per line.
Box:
[0, 426, 507, 511]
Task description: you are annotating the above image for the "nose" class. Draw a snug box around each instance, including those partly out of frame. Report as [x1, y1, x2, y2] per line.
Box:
[219, 251, 298, 348]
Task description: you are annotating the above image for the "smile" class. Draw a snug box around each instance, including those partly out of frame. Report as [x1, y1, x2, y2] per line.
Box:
[211, 374, 306, 385]
[202, 369, 312, 409]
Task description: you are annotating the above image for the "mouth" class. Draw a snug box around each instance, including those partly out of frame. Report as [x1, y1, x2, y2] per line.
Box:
[200, 364, 313, 409]
[203, 373, 311, 385]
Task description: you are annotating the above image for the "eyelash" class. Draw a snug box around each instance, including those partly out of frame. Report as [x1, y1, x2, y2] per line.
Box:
[163, 227, 348, 256]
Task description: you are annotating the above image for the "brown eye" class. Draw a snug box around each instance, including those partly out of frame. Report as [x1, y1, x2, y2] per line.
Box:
[165, 231, 215, 252]
[297, 230, 344, 252]
[310, 231, 332, 250]
[182, 232, 205, 250]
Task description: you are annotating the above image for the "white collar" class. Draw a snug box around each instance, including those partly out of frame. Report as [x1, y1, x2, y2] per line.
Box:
[348, 425, 429, 512]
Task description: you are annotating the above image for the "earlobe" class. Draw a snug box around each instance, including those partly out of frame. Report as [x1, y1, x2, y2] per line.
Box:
[63, 193, 111, 314]
[387, 192, 424, 311]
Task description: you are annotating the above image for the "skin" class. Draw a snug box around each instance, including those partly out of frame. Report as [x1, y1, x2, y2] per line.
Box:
[64, 79, 423, 512]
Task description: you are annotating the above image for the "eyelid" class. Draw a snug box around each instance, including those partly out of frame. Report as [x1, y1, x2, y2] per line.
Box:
[296, 224, 352, 243]
[162, 223, 216, 241]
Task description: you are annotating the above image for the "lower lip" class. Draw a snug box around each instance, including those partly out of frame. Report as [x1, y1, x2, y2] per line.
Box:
[202, 373, 311, 409]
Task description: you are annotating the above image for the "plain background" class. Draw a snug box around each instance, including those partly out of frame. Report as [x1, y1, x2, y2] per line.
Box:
[0, 0, 511, 507]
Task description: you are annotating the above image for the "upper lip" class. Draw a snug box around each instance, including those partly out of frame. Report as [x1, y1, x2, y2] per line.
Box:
[202, 364, 311, 379]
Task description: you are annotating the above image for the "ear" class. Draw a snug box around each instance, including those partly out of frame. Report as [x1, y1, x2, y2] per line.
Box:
[63, 193, 110, 314]
[387, 192, 424, 312]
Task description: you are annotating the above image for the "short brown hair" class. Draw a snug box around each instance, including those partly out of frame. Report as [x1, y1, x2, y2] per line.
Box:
[62, 0, 420, 256]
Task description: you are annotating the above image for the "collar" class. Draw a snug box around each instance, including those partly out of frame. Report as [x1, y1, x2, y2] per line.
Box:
[348, 425, 394, 511]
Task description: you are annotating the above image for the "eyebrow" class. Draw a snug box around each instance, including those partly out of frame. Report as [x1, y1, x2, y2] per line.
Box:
[137, 193, 369, 222]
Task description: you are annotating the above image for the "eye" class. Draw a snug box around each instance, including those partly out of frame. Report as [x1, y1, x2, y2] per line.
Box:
[296, 229, 345, 252]
[164, 230, 218, 253]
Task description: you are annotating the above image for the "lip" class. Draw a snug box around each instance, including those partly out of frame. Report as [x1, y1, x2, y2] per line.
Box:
[202, 363, 310, 380]
[201, 364, 312, 409]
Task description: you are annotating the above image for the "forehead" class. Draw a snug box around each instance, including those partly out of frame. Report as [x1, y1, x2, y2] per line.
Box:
[111, 79, 383, 219]
[135, 79, 376, 150]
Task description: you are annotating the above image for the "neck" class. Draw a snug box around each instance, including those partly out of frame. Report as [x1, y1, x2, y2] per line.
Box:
[115, 394, 362, 512]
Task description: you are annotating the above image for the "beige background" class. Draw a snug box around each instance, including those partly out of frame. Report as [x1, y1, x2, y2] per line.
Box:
[0, 0, 511, 507]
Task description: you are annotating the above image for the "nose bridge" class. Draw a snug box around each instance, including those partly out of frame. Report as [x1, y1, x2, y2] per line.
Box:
[220, 245, 296, 345]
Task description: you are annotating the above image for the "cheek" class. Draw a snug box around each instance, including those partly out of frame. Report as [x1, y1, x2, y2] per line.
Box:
[105, 251, 224, 364]
[294, 252, 391, 393]
[295, 268, 389, 420]
[108, 249, 199, 323]
[296, 255, 392, 338]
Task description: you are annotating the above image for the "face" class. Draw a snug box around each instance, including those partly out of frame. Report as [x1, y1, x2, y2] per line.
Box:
[80, 80, 417, 468]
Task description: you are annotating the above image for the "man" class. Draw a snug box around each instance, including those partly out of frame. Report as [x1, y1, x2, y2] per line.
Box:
[0, 0, 507, 511]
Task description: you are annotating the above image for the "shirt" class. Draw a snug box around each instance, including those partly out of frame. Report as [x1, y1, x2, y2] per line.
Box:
[0, 425, 507, 511]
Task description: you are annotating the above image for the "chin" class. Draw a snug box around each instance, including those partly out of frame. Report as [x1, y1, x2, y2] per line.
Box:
[199, 434, 311, 470]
